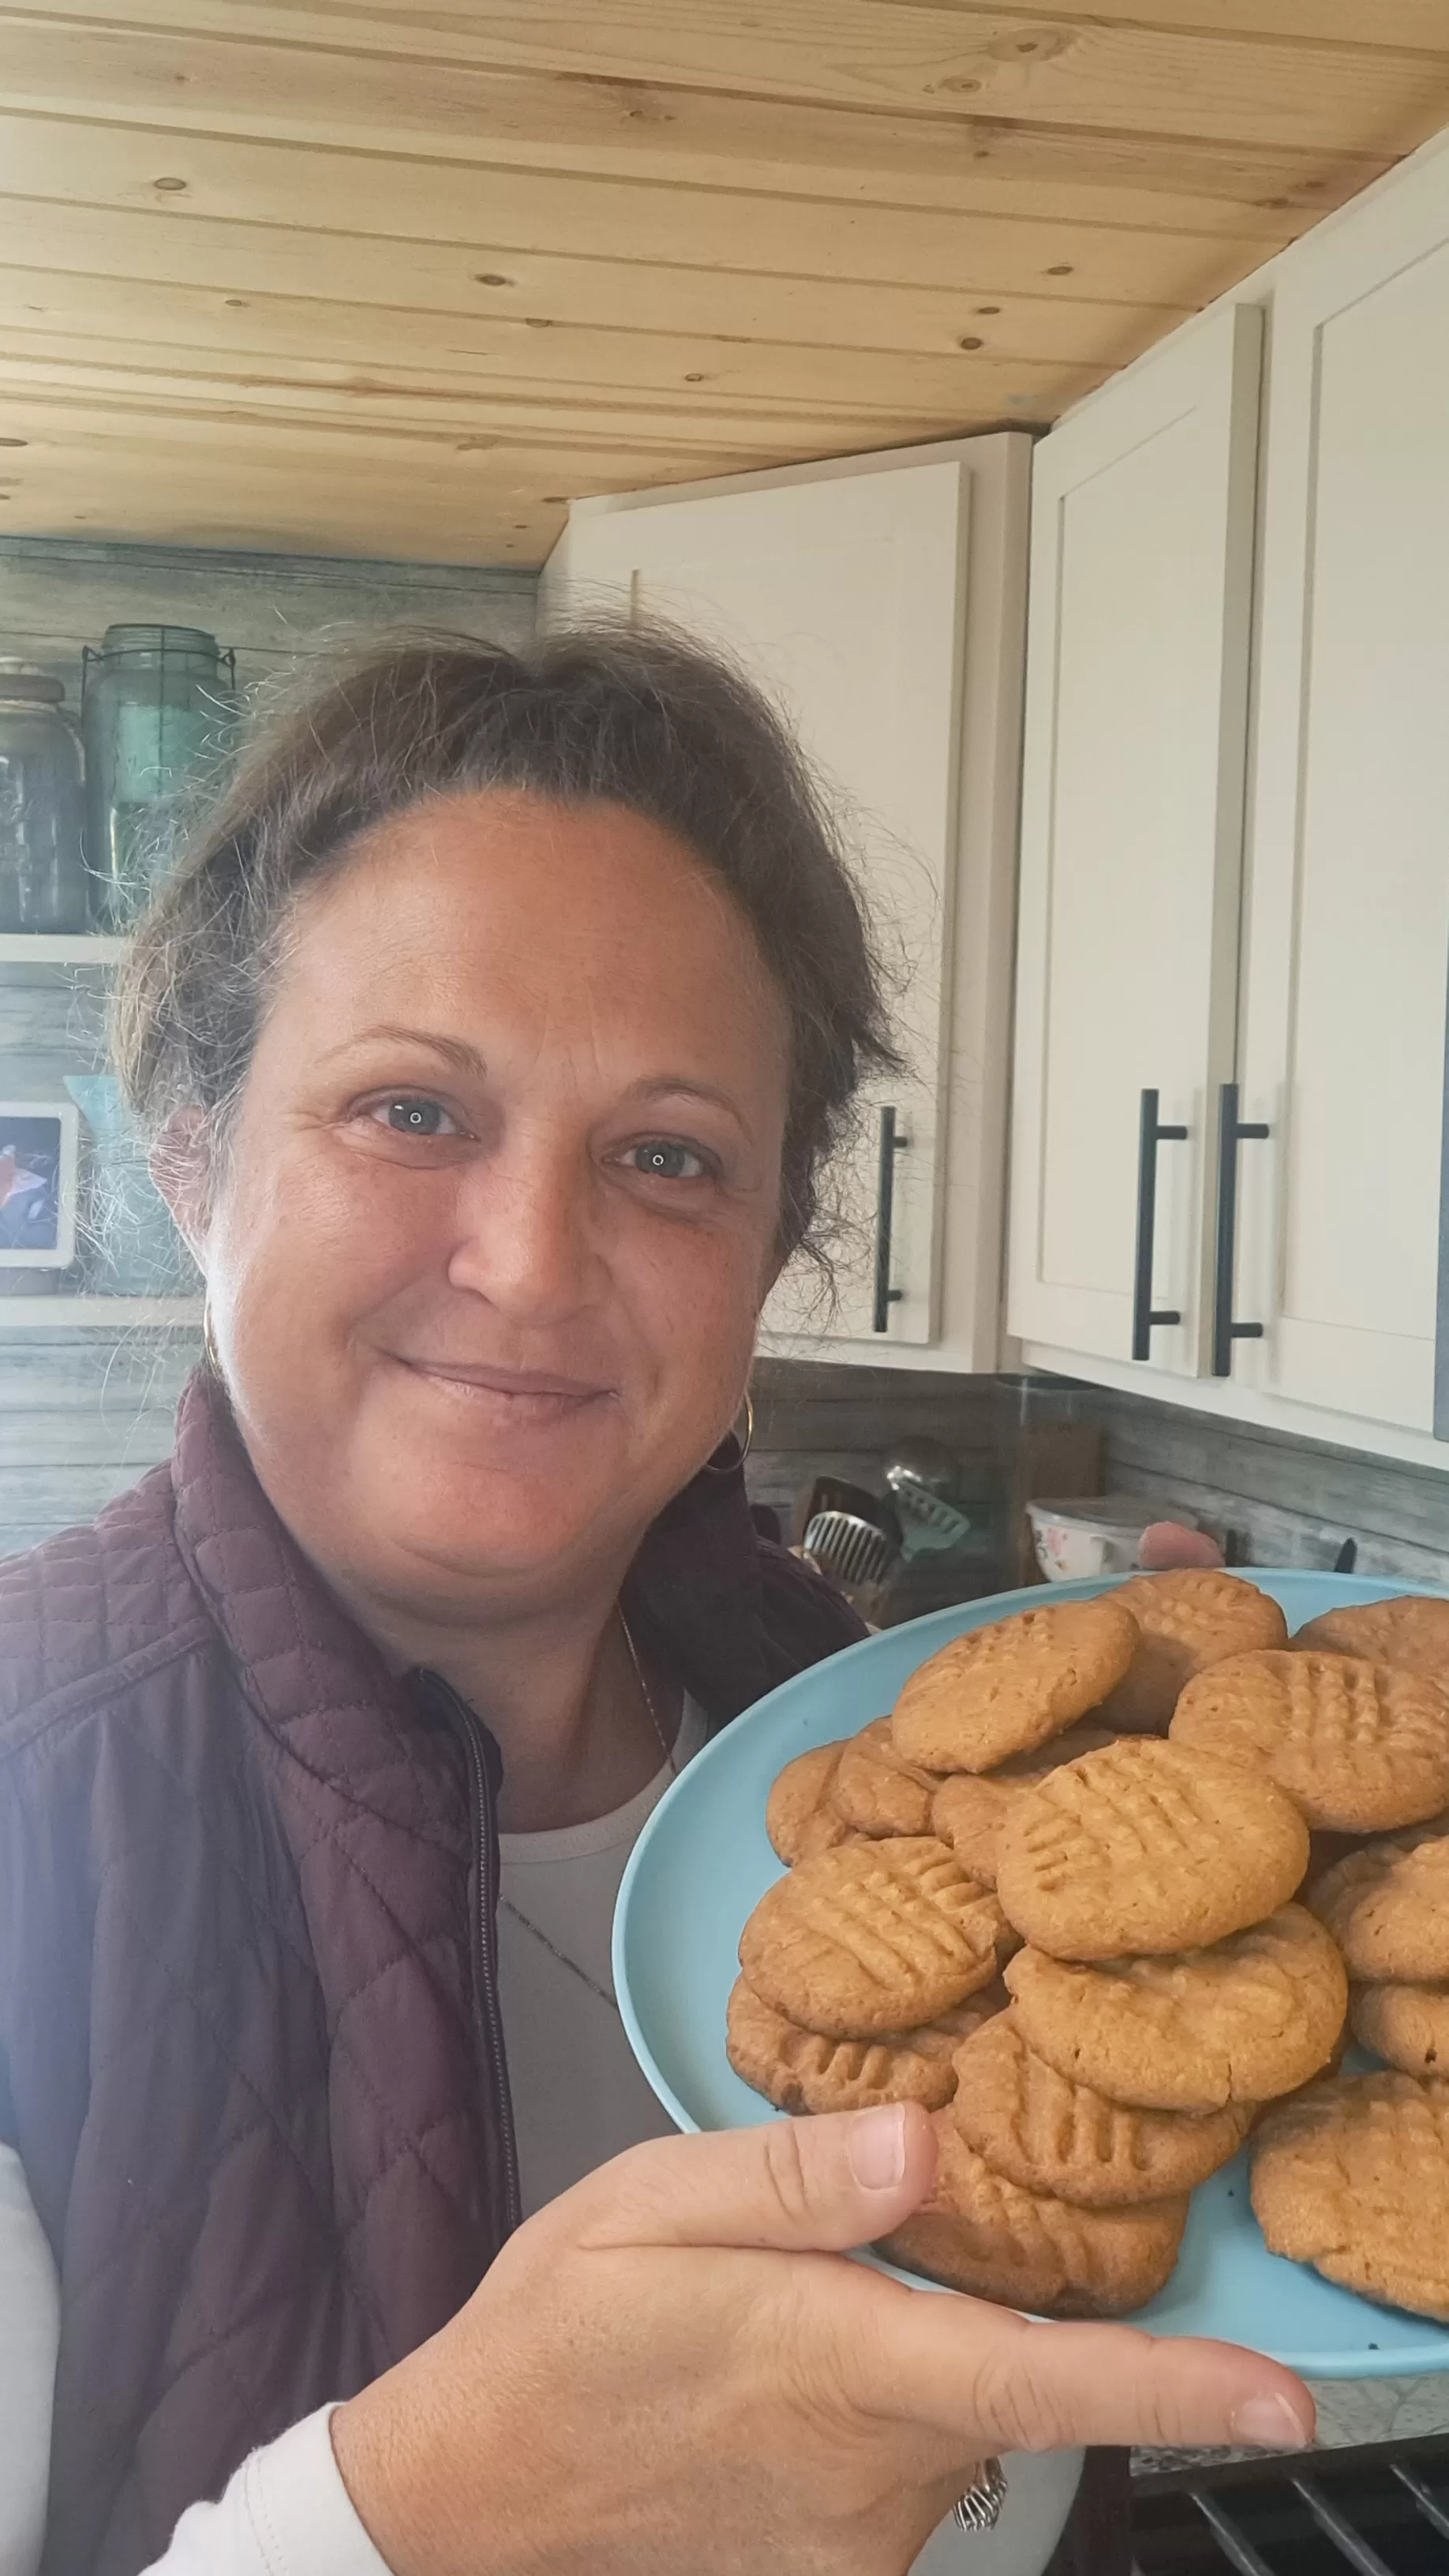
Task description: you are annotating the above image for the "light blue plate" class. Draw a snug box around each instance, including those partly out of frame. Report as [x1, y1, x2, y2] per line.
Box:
[614, 1570, 1449, 2377]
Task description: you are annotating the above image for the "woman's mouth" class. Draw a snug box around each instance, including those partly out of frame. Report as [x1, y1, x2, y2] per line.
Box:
[392, 1354, 613, 1425]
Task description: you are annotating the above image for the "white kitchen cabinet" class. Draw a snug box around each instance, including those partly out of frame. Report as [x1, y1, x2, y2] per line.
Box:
[1231, 148, 1449, 1442]
[1006, 303, 1262, 1380]
[1012, 128, 1449, 1469]
[543, 436, 1030, 1366]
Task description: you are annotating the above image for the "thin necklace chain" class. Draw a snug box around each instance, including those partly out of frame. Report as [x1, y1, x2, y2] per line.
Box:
[499, 1606, 676, 2015]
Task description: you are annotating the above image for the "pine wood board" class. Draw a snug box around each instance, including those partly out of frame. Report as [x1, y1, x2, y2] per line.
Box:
[0, 17, 1392, 234]
[2, 1, 1445, 563]
[0, 266, 1167, 391]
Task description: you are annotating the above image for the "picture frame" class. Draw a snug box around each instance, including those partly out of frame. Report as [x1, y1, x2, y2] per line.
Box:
[0, 1102, 80, 1268]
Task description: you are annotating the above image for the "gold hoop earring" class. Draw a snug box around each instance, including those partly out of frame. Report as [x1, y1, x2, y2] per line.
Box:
[201, 1299, 223, 1377]
[703, 1388, 754, 1474]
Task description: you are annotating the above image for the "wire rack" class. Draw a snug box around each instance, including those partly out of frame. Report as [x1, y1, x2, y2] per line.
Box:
[1132, 2433, 1449, 2574]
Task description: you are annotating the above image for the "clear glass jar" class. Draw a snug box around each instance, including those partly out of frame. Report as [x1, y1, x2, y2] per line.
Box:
[0, 660, 89, 933]
[81, 624, 235, 927]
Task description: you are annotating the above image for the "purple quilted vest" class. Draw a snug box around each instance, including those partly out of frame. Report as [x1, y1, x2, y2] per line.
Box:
[0, 1372, 861, 2574]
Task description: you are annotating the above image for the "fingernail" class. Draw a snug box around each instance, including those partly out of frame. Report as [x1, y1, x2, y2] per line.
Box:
[848, 2104, 908, 2191]
[1229, 2394, 1311, 2450]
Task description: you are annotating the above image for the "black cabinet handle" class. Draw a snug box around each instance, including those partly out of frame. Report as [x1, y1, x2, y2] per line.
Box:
[1131, 1088, 1189, 1361]
[872, 1105, 908, 1333]
[1211, 1080, 1271, 1376]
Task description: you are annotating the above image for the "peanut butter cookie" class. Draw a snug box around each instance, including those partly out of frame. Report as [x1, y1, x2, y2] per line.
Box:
[1171, 1652, 1449, 1834]
[891, 1600, 1137, 1774]
[1309, 1828, 1449, 1983]
[1251, 2071, 1449, 2323]
[1295, 1595, 1449, 1687]
[833, 1717, 942, 1839]
[1351, 1983, 1449, 2078]
[726, 1977, 960, 2114]
[880, 2110, 1189, 2316]
[1102, 1571, 1289, 1735]
[930, 1727, 1117, 1888]
[766, 1741, 852, 1866]
[995, 1739, 1309, 1962]
[1003, 1905, 1346, 2110]
[738, 1835, 1004, 2039]
[949, 2012, 1250, 2205]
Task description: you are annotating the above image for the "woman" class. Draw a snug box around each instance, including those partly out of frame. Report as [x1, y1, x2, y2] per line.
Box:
[0, 631, 1312, 2576]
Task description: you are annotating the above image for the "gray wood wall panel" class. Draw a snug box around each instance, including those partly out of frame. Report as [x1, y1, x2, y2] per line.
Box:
[0, 535, 534, 1559]
[1095, 1387, 1449, 1582]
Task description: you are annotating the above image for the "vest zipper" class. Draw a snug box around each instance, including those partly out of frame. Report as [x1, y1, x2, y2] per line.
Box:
[422, 1674, 522, 2240]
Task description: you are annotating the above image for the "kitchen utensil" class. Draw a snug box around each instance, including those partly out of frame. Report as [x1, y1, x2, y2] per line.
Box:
[81, 624, 235, 927]
[0, 660, 88, 932]
[615, 1568, 1449, 2376]
[888, 1476, 975, 1553]
[882, 1436, 960, 1500]
[1026, 1493, 1192, 1582]
[801, 1509, 900, 1590]
[790, 1475, 898, 1550]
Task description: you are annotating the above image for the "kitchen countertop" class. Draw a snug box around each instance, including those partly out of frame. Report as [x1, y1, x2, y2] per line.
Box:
[1134, 2371, 1449, 2478]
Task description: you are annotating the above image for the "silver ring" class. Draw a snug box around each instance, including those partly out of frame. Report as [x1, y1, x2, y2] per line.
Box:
[952, 2456, 1008, 2533]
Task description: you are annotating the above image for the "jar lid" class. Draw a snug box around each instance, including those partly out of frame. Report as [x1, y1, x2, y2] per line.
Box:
[0, 656, 64, 704]
[97, 622, 222, 659]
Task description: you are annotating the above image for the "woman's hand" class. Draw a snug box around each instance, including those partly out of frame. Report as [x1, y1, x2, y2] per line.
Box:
[331, 2102, 1312, 2576]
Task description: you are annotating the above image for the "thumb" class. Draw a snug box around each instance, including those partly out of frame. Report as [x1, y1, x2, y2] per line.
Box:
[572, 2102, 937, 2255]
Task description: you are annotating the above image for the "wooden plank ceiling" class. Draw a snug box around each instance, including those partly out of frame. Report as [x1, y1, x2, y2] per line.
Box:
[2, 2, 1449, 567]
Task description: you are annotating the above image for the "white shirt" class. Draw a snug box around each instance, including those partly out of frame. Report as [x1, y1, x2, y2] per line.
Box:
[0, 1711, 705, 2576]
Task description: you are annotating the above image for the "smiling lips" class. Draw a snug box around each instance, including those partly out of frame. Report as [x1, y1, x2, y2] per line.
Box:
[399, 1356, 612, 1423]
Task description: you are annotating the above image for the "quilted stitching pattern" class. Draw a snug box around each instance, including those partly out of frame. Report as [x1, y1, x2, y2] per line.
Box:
[0, 1372, 865, 2575]
[1, 1378, 502, 2575]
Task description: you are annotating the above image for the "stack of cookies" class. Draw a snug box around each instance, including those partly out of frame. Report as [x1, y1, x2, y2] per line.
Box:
[886, 1733, 1342, 2315]
[731, 1576, 1449, 2325]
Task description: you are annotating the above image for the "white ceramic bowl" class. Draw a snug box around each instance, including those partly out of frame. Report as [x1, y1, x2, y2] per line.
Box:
[1025, 1494, 1178, 1582]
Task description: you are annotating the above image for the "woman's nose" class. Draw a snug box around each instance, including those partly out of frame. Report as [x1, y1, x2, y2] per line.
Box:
[445, 1139, 601, 1322]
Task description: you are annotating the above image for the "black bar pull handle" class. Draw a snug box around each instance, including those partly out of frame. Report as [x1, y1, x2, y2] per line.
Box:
[1131, 1088, 1189, 1361]
[1211, 1080, 1271, 1376]
[872, 1105, 908, 1333]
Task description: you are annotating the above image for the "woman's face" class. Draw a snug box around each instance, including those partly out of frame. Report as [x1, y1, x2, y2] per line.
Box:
[194, 792, 790, 1617]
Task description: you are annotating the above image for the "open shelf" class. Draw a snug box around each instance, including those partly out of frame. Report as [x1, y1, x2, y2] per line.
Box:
[0, 1296, 201, 1328]
[0, 934, 129, 964]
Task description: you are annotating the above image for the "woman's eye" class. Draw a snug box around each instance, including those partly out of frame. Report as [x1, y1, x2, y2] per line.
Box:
[369, 1098, 459, 1137]
[626, 1140, 708, 1181]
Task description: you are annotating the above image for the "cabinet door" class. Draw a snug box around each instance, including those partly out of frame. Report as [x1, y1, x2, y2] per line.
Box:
[543, 460, 970, 1346]
[1235, 157, 1449, 1436]
[1007, 303, 1261, 1376]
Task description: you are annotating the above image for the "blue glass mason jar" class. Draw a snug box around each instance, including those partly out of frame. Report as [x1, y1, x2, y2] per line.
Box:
[81, 624, 236, 927]
[0, 659, 89, 932]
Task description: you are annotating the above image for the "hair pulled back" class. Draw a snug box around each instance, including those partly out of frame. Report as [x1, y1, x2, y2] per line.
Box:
[113, 623, 900, 1264]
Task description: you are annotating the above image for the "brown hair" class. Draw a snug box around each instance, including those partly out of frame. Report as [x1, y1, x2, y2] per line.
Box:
[113, 624, 900, 1265]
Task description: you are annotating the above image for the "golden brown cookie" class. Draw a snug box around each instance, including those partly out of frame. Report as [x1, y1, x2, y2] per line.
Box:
[1295, 1596, 1449, 1687]
[738, 1836, 1004, 2039]
[725, 1977, 960, 2114]
[1101, 1571, 1290, 1735]
[890, 1601, 1137, 1774]
[930, 1728, 1118, 1889]
[995, 1738, 1309, 1962]
[908, 1983, 1011, 2056]
[949, 2011, 1250, 2207]
[833, 1717, 942, 1839]
[1309, 1828, 1449, 1983]
[1351, 1983, 1449, 2078]
[766, 1741, 850, 1865]
[880, 2110, 1188, 2316]
[1003, 1906, 1346, 2111]
[1170, 1652, 1449, 1834]
[1251, 2071, 1449, 2323]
